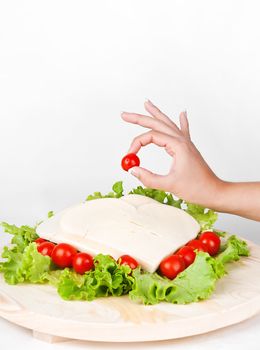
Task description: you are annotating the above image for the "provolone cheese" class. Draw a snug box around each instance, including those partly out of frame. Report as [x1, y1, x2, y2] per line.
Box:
[36, 194, 200, 272]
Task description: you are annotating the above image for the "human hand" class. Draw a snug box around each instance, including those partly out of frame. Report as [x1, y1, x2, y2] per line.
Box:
[121, 100, 224, 207]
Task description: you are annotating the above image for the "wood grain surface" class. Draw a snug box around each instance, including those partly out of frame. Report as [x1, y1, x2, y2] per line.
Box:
[0, 238, 259, 343]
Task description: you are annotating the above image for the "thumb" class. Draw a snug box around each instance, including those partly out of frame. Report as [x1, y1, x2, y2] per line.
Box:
[130, 166, 166, 189]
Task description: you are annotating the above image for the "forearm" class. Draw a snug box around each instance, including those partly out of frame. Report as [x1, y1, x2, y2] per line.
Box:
[204, 180, 260, 221]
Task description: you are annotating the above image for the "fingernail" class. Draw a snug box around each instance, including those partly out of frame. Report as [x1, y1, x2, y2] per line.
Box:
[130, 167, 139, 177]
[121, 111, 125, 116]
[183, 110, 187, 117]
[145, 98, 151, 104]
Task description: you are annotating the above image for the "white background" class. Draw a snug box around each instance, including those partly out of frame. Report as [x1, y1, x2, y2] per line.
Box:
[0, 1, 259, 349]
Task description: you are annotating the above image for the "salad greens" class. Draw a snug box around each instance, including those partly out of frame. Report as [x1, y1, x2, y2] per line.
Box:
[1, 222, 38, 253]
[55, 254, 134, 301]
[0, 222, 51, 284]
[0, 242, 51, 285]
[86, 181, 124, 201]
[129, 235, 249, 305]
[0, 181, 250, 305]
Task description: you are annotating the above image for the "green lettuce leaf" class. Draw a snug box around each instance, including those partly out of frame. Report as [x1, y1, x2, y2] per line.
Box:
[57, 254, 134, 301]
[216, 235, 249, 265]
[1, 222, 39, 253]
[44, 269, 64, 287]
[47, 211, 54, 218]
[129, 186, 183, 208]
[129, 252, 219, 305]
[86, 181, 124, 201]
[129, 235, 249, 305]
[0, 242, 51, 285]
[185, 203, 218, 230]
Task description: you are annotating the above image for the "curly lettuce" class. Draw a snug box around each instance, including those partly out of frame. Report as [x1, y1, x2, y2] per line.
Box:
[129, 252, 219, 305]
[216, 235, 249, 265]
[86, 181, 124, 201]
[1, 222, 39, 253]
[56, 254, 134, 301]
[129, 186, 183, 208]
[129, 235, 249, 305]
[185, 203, 218, 231]
[0, 242, 51, 285]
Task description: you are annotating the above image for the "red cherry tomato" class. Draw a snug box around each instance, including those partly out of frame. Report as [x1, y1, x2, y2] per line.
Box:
[72, 252, 94, 274]
[51, 243, 77, 268]
[159, 254, 185, 280]
[117, 255, 139, 269]
[121, 153, 140, 171]
[35, 238, 47, 246]
[176, 246, 196, 267]
[186, 239, 207, 252]
[37, 242, 55, 257]
[199, 231, 221, 256]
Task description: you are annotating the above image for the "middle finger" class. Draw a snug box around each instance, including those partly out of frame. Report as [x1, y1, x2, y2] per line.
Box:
[121, 112, 180, 137]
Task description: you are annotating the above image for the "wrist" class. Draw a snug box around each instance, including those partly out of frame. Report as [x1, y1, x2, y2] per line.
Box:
[206, 179, 233, 213]
[195, 177, 230, 212]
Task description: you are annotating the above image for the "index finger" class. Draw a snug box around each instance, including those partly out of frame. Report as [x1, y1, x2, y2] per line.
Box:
[128, 130, 178, 154]
[121, 112, 179, 137]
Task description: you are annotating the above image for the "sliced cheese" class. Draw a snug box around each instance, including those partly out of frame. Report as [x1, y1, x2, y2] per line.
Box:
[36, 194, 200, 272]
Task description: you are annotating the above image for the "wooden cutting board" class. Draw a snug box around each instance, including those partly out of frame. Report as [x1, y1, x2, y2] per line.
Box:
[0, 238, 260, 343]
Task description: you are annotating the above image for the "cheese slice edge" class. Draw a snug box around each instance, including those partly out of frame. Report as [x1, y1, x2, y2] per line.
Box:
[36, 194, 200, 272]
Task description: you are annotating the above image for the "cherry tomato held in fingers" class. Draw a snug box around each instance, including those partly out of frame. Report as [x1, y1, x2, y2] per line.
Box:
[187, 239, 207, 252]
[35, 238, 47, 246]
[159, 254, 185, 280]
[176, 246, 196, 267]
[199, 231, 221, 256]
[121, 153, 140, 172]
[73, 252, 94, 274]
[117, 255, 139, 269]
[37, 242, 55, 257]
[51, 243, 77, 268]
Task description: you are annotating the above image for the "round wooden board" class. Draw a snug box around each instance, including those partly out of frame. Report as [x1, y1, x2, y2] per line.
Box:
[0, 238, 260, 343]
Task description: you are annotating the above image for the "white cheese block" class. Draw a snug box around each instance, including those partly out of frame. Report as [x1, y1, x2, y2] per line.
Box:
[36, 194, 200, 272]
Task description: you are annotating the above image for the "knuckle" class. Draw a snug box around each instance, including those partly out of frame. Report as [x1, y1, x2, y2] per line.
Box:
[150, 130, 159, 138]
[132, 135, 140, 144]
[178, 138, 191, 151]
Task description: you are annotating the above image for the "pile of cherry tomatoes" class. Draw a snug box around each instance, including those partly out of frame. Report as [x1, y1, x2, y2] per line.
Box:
[159, 231, 221, 279]
[35, 231, 220, 279]
[35, 239, 139, 275]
